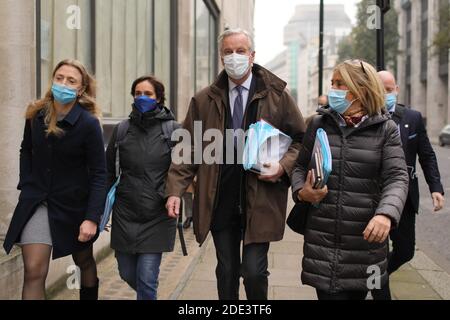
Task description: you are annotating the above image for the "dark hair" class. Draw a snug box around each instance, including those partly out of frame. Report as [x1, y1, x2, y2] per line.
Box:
[130, 76, 166, 105]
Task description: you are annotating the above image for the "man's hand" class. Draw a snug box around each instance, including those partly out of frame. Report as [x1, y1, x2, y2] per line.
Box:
[166, 196, 181, 219]
[297, 170, 328, 204]
[432, 192, 445, 212]
[78, 220, 98, 243]
[258, 162, 285, 183]
[363, 215, 391, 244]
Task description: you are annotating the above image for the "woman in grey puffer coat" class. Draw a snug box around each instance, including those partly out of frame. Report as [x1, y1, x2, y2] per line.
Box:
[291, 60, 409, 300]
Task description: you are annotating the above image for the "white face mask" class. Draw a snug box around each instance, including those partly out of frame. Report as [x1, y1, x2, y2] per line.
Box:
[223, 53, 251, 80]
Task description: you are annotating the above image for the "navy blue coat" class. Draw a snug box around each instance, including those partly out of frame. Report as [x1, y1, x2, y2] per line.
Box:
[392, 105, 445, 213]
[3, 104, 107, 259]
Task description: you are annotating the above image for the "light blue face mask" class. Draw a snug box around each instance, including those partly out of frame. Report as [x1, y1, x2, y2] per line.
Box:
[328, 89, 355, 114]
[385, 93, 398, 113]
[52, 83, 78, 105]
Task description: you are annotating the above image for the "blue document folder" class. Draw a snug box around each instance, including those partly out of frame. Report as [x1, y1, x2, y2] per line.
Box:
[99, 177, 120, 233]
[310, 128, 332, 189]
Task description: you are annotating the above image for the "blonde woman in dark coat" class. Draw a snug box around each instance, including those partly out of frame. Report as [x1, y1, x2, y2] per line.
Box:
[291, 60, 409, 300]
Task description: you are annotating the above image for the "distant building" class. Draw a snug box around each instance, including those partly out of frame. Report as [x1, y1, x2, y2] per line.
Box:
[265, 4, 352, 117]
[264, 51, 289, 84]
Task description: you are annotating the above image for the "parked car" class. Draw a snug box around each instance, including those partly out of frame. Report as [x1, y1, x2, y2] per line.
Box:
[439, 125, 450, 147]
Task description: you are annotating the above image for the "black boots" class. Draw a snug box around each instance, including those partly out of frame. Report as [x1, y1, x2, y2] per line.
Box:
[80, 278, 99, 300]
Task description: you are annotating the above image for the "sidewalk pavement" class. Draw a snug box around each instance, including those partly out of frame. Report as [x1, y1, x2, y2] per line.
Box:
[52, 208, 450, 300]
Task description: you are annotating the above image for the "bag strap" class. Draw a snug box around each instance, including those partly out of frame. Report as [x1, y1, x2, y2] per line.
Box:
[115, 120, 130, 177]
[161, 120, 177, 150]
[177, 198, 188, 256]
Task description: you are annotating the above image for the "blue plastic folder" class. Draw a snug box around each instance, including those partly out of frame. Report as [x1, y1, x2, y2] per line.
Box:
[99, 176, 120, 232]
[310, 128, 332, 189]
[243, 119, 292, 174]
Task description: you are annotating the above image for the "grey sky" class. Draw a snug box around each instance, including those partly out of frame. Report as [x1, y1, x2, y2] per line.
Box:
[254, 0, 359, 65]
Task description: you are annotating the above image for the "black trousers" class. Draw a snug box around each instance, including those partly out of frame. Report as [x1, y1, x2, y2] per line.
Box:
[389, 199, 417, 273]
[211, 226, 270, 300]
[316, 290, 368, 301]
[372, 199, 416, 300]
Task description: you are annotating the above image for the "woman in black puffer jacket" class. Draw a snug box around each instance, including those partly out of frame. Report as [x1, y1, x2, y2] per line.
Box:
[291, 60, 409, 300]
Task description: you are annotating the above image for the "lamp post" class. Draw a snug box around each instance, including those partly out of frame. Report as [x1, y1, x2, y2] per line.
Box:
[319, 0, 324, 96]
[377, 0, 391, 71]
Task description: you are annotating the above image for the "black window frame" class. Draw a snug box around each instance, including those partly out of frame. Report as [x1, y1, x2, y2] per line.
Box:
[420, 0, 428, 82]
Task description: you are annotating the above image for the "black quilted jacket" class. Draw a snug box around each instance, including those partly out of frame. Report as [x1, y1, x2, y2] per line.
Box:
[291, 108, 409, 293]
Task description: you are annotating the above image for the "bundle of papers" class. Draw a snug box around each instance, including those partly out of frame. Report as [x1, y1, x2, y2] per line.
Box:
[99, 177, 120, 232]
[243, 119, 293, 175]
[310, 128, 332, 189]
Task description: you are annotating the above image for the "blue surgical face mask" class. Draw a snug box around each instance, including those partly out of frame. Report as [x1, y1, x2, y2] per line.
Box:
[328, 89, 356, 114]
[385, 93, 398, 113]
[52, 83, 78, 105]
[134, 96, 158, 114]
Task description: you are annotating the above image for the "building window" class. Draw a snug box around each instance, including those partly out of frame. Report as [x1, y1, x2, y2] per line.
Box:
[37, 0, 95, 98]
[37, 0, 177, 120]
[438, 0, 449, 78]
[155, 0, 173, 107]
[404, 2, 412, 105]
[194, 0, 218, 92]
[420, 0, 428, 82]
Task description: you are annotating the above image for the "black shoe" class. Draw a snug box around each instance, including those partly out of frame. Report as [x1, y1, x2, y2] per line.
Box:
[183, 217, 192, 229]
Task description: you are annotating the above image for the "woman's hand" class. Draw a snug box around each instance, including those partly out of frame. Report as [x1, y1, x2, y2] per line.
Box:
[297, 170, 328, 204]
[78, 220, 98, 243]
[363, 215, 391, 243]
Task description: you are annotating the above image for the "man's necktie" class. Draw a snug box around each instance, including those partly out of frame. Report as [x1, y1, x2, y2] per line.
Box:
[233, 86, 244, 130]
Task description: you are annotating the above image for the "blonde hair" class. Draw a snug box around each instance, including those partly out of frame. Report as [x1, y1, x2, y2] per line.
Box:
[334, 60, 386, 116]
[26, 59, 101, 137]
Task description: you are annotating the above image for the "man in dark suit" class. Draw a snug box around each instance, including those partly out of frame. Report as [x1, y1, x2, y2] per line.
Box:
[371, 71, 446, 300]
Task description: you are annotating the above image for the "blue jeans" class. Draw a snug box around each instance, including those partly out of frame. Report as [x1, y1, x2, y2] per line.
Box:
[115, 251, 162, 300]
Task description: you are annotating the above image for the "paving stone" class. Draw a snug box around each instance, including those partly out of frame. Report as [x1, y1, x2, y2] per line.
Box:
[390, 281, 441, 300]
[272, 285, 317, 300]
[271, 253, 302, 270]
[390, 269, 427, 284]
[409, 251, 443, 272]
[270, 241, 303, 255]
[178, 280, 218, 300]
[267, 268, 302, 287]
[417, 270, 450, 300]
